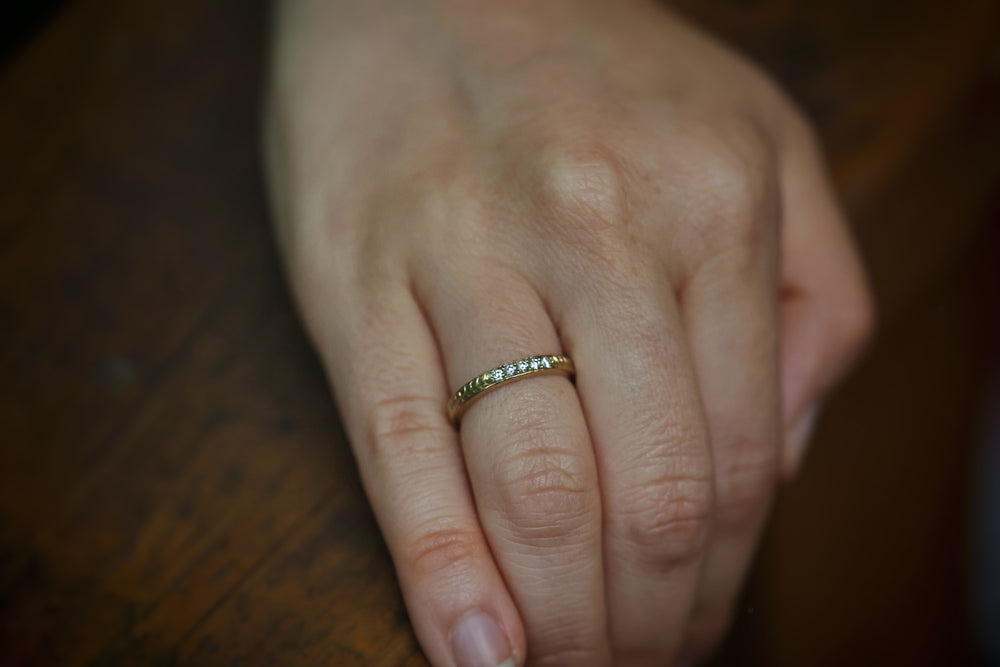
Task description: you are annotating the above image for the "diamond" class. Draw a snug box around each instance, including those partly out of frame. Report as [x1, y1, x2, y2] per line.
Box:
[491, 369, 504, 382]
[529, 358, 540, 370]
[542, 357, 552, 368]
[517, 360, 530, 372]
[505, 364, 517, 377]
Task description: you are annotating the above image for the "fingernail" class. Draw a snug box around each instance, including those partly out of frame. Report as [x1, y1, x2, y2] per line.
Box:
[451, 611, 514, 667]
[787, 404, 821, 467]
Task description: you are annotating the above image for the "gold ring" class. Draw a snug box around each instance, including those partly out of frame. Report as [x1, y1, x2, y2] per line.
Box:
[447, 354, 575, 424]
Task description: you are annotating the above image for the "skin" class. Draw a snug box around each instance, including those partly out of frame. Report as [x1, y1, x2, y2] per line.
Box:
[264, 0, 875, 665]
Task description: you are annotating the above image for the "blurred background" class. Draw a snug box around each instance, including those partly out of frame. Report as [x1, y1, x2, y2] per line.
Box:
[1, 0, 998, 664]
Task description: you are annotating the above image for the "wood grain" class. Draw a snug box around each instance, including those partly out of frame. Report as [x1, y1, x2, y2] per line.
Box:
[1, 0, 998, 664]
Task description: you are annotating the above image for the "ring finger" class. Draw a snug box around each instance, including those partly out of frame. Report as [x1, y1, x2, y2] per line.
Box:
[416, 261, 611, 665]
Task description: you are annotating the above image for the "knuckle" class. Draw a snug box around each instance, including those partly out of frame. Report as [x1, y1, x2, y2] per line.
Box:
[532, 141, 644, 268]
[493, 411, 598, 538]
[539, 142, 631, 225]
[714, 435, 779, 531]
[399, 524, 485, 578]
[678, 121, 776, 262]
[499, 453, 596, 537]
[367, 394, 452, 462]
[700, 145, 770, 236]
[618, 473, 713, 570]
[702, 146, 760, 211]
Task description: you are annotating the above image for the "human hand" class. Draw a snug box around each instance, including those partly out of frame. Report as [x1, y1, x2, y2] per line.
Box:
[264, 1, 874, 664]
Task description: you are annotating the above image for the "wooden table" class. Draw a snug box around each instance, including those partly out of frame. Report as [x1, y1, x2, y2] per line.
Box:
[2, 1, 999, 664]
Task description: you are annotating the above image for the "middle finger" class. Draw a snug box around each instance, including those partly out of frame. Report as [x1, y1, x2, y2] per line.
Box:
[548, 259, 715, 665]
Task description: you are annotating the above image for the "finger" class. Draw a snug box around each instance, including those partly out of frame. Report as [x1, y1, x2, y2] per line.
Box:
[779, 118, 876, 477]
[675, 171, 782, 659]
[323, 285, 525, 667]
[416, 263, 611, 665]
[548, 260, 714, 664]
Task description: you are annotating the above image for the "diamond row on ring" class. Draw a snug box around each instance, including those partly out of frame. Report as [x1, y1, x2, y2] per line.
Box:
[448, 354, 574, 423]
[490, 355, 554, 383]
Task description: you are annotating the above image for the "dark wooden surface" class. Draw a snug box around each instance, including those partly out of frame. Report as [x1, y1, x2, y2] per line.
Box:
[2, 1, 999, 664]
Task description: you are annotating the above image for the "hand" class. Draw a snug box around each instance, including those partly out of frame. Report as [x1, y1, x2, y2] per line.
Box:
[264, 1, 874, 664]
